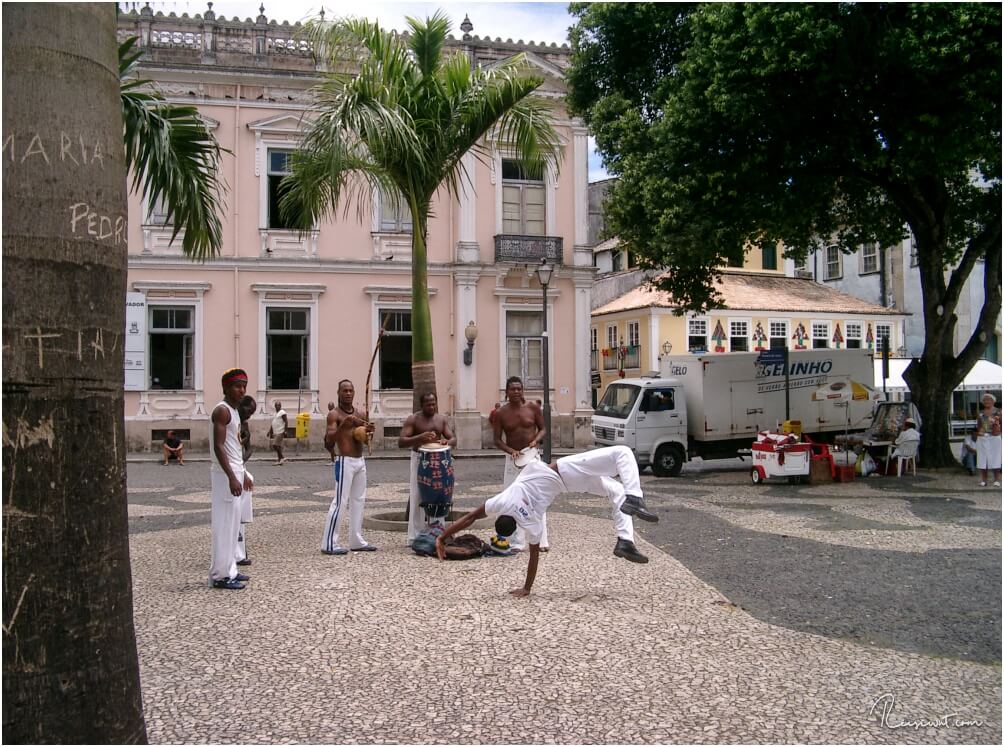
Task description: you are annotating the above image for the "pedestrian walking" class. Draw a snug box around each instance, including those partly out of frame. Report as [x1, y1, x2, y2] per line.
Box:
[268, 400, 288, 465]
[976, 392, 1002, 487]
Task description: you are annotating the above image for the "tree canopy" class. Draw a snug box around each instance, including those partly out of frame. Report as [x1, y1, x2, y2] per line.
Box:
[569, 2, 1000, 310]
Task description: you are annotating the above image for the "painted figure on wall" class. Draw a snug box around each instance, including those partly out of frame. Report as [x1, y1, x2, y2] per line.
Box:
[792, 323, 808, 350]
[712, 320, 727, 352]
[753, 322, 767, 351]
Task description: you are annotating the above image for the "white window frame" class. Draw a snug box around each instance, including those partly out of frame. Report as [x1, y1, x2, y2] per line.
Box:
[824, 246, 842, 280]
[768, 320, 788, 350]
[249, 115, 319, 256]
[811, 321, 830, 349]
[376, 307, 414, 390]
[688, 316, 709, 353]
[131, 281, 210, 397]
[147, 305, 195, 390]
[859, 243, 879, 274]
[876, 322, 893, 351]
[265, 307, 311, 390]
[492, 145, 559, 237]
[372, 186, 413, 234]
[627, 321, 640, 348]
[845, 321, 863, 349]
[252, 284, 324, 393]
[729, 318, 750, 352]
[604, 323, 619, 370]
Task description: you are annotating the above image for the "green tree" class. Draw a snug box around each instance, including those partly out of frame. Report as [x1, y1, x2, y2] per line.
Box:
[568, 2, 1001, 467]
[282, 11, 561, 408]
[3, 6, 224, 741]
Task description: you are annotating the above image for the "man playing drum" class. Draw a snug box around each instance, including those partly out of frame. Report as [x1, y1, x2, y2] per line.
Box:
[321, 379, 377, 555]
[399, 392, 457, 547]
[492, 376, 548, 551]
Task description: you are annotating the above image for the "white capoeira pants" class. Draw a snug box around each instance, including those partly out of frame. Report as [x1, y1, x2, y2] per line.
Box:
[556, 445, 641, 542]
[209, 466, 244, 583]
[504, 455, 550, 550]
[407, 451, 446, 544]
[236, 469, 253, 563]
[976, 434, 1002, 470]
[322, 455, 368, 552]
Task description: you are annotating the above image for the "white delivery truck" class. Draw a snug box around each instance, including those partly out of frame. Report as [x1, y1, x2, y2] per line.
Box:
[591, 349, 880, 476]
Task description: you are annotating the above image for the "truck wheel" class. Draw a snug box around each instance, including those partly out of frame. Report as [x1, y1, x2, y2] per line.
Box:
[652, 445, 685, 477]
[752, 467, 764, 484]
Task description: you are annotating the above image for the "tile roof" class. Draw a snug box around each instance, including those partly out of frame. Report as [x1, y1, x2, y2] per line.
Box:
[592, 270, 905, 316]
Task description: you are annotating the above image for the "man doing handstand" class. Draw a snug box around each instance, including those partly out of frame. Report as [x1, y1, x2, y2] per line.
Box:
[435, 445, 658, 596]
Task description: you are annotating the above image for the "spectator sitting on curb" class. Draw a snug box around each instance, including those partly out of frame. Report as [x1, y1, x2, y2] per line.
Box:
[162, 430, 184, 465]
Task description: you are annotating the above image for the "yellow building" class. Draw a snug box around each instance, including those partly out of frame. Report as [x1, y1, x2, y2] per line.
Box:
[590, 268, 906, 405]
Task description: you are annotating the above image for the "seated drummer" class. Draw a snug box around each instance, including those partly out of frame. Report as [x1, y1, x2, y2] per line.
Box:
[398, 392, 456, 548]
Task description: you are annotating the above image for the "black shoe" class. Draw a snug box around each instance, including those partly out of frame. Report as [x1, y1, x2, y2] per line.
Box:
[233, 573, 250, 582]
[237, 558, 252, 566]
[620, 495, 659, 523]
[613, 538, 648, 564]
[350, 544, 378, 552]
[212, 578, 246, 590]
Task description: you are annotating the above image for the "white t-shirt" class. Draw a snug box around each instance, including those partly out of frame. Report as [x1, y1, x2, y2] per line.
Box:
[484, 460, 565, 545]
[271, 409, 287, 436]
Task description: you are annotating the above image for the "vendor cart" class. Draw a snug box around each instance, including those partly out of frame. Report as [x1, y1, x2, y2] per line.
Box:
[750, 431, 814, 484]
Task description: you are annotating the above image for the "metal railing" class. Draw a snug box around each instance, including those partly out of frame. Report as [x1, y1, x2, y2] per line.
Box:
[493, 234, 563, 264]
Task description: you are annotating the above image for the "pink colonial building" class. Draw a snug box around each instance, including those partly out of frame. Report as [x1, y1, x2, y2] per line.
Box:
[118, 5, 596, 452]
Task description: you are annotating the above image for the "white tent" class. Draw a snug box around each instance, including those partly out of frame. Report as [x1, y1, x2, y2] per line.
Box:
[874, 358, 1003, 394]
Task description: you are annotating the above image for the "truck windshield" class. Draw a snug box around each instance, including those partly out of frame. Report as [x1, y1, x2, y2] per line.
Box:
[595, 384, 640, 419]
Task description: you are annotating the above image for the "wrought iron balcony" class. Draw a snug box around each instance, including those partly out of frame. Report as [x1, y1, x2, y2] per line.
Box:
[494, 234, 563, 265]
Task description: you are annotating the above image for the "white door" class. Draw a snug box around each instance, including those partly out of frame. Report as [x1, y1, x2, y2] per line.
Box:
[636, 387, 683, 454]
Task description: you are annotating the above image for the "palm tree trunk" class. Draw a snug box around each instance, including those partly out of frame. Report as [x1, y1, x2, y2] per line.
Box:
[410, 208, 437, 411]
[2, 4, 147, 742]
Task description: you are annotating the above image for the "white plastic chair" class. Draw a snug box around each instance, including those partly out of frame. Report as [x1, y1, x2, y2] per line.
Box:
[892, 439, 919, 476]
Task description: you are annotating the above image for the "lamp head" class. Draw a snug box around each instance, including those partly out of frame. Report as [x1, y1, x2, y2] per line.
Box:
[536, 258, 554, 286]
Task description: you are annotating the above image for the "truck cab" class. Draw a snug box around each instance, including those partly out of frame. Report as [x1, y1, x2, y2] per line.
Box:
[591, 377, 688, 476]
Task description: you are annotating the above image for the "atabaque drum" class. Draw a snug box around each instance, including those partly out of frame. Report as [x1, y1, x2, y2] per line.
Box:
[417, 444, 454, 519]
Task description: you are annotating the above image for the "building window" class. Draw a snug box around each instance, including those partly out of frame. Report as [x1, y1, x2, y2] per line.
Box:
[506, 310, 544, 387]
[590, 327, 598, 371]
[603, 324, 619, 370]
[824, 246, 842, 280]
[688, 318, 708, 352]
[501, 159, 544, 236]
[266, 308, 309, 389]
[727, 250, 744, 268]
[627, 321, 640, 348]
[267, 149, 298, 230]
[762, 244, 777, 271]
[846, 322, 862, 349]
[612, 251, 624, 272]
[769, 321, 788, 350]
[875, 323, 892, 352]
[730, 320, 749, 352]
[379, 310, 413, 389]
[812, 322, 830, 349]
[860, 243, 878, 274]
[378, 188, 412, 233]
[148, 306, 193, 389]
[146, 194, 171, 226]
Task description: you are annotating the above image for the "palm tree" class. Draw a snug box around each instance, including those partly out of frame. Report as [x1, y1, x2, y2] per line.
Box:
[3, 7, 225, 742]
[120, 36, 226, 259]
[281, 11, 562, 407]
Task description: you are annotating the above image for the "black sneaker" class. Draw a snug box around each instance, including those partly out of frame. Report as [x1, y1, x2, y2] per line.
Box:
[620, 495, 659, 523]
[613, 538, 649, 564]
[212, 578, 246, 590]
[233, 573, 250, 582]
[237, 558, 252, 566]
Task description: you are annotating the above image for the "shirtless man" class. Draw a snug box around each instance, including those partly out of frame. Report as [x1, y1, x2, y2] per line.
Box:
[321, 380, 377, 555]
[493, 376, 548, 550]
[326, 401, 337, 462]
[398, 392, 457, 546]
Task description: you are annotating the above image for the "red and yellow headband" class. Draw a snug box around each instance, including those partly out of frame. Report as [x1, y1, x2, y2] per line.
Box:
[221, 368, 248, 387]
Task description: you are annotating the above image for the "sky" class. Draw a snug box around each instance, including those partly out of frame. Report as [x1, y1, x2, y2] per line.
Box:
[134, 0, 609, 180]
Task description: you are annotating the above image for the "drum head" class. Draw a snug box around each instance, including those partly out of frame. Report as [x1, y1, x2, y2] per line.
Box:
[419, 443, 450, 453]
[514, 446, 540, 468]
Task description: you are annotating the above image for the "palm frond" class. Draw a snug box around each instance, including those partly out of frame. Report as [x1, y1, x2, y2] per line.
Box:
[120, 37, 227, 259]
[406, 10, 451, 78]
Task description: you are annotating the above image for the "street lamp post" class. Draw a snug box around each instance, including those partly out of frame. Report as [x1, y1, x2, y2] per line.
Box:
[536, 258, 554, 462]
